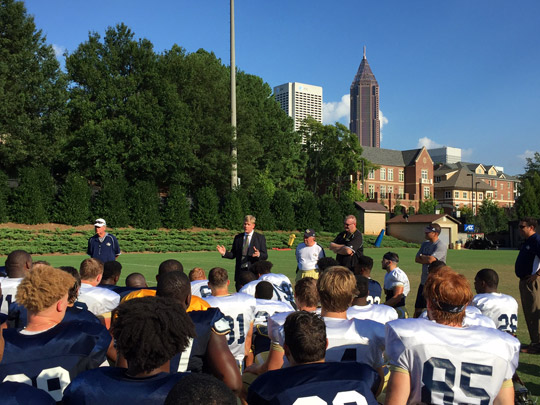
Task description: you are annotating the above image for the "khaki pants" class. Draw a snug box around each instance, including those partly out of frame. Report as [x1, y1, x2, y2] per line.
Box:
[295, 269, 319, 282]
[519, 277, 540, 345]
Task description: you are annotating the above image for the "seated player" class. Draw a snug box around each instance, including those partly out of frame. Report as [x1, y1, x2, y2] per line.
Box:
[155, 271, 242, 395]
[125, 272, 148, 289]
[204, 267, 256, 370]
[239, 261, 295, 306]
[381, 252, 410, 318]
[385, 269, 520, 405]
[1, 250, 32, 314]
[317, 257, 339, 272]
[352, 255, 382, 304]
[347, 275, 398, 324]
[165, 373, 237, 405]
[0, 264, 111, 402]
[248, 311, 380, 405]
[63, 297, 196, 404]
[189, 267, 211, 298]
[99, 261, 122, 289]
[77, 258, 120, 316]
[473, 268, 519, 334]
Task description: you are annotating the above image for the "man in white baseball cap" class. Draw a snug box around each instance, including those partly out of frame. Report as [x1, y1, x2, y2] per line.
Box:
[87, 218, 121, 263]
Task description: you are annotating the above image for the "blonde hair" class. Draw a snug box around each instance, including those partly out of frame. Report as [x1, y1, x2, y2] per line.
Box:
[79, 258, 104, 281]
[317, 266, 356, 312]
[16, 264, 75, 313]
[188, 267, 206, 281]
[244, 215, 256, 224]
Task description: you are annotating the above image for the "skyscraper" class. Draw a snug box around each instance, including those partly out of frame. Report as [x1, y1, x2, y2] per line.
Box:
[350, 47, 380, 147]
[274, 82, 323, 131]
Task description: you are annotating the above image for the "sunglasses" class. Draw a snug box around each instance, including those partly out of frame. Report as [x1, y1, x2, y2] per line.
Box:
[519, 225, 529, 229]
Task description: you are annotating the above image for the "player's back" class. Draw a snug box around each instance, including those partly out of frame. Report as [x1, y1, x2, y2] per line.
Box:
[472, 292, 518, 333]
[0, 277, 23, 314]
[367, 279, 382, 305]
[347, 304, 398, 324]
[204, 293, 256, 362]
[323, 317, 385, 370]
[386, 318, 520, 405]
[190, 279, 211, 298]
[77, 284, 120, 316]
[259, 273, 295, 304]
[254, 299, 295, 327]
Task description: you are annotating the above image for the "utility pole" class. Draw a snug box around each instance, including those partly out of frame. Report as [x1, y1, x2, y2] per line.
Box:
[230, 0, 238, 189]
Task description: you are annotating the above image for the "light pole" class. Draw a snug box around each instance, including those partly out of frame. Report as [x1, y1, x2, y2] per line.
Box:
[230, 0, 238, 189]
[466, 173, 474, 213]
[475, 181, 480, 214]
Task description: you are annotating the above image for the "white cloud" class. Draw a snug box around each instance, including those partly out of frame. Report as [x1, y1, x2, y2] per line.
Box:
[518, 149, 536, 162]
[461, 148, 474, 161]
[379, 109, 388, 142]
[52, 44, 66, 60]
[323, 94, 349, 124]
[417, 137, 442, 149]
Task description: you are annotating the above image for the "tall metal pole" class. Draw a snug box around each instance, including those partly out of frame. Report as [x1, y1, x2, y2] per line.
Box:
[230, 0, 238, 189]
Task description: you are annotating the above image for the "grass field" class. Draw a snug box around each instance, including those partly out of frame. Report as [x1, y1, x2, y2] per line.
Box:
[27, 247, 540, 399]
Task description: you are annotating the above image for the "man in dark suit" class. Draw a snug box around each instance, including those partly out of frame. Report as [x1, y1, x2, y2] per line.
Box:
[217, 215, 268, 291]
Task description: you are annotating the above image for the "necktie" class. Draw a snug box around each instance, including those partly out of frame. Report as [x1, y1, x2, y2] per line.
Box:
[242, 234, 249, 256]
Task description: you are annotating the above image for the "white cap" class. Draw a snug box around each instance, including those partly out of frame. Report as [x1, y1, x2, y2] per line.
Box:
[94, 218, 106, 227]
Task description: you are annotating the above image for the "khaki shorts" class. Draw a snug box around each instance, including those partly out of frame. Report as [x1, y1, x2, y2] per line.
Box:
[295, 269, 320, 282]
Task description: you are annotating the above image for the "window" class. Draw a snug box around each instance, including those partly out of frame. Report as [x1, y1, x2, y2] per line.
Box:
[494, 191, 498, 199]
[472, 192, 476, 199]
[421, 169, 428, 180]
[398, 187, 404, 199]
[488, 180, 491, 185]
[479, 193, 483, 200]
[507, 182, 511, 188]
[435, 176, 441, 183]
[454, 191, 459, 198]
[380, 185, 387, 198]
[494, 180, 497, 187]
[368, 169, 375, 179]
[508, 191, 511, 200]
[399, 169, 404, 182]
[463, 191, 468, 199]
[368, 184, 375, 199]
[500, 183, 503, 190]
[487, 191, 493, 198]
[388, 169, 394, 181]
[424, 187, 430, 198]
[380, 168, 386, 181]
[388, 186, 393, 196]
[445, 191, 451, 199]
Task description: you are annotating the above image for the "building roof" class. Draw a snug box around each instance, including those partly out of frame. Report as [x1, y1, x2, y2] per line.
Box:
[434, 169, 494, 191]
[362, 146, 426, 167]
[355, 202, 389, 212]
[387, 213, 460, 225]
[435, 162, 519, 181]
[351, 51, 377, 85]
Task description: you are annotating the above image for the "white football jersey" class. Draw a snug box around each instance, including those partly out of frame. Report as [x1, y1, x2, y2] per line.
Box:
[347, 304, 398, 324]
[190, 279, 211, 298]
[254, 299, 294, 327]
[472, 293, 518, 334]
[0, 277, 23, 315]
[386, 318, 520, 405]
[240, 273, 295, 305]
[74, 284, 120, 316]
[419, 306, 495, 328]
[323, 317, 386, 370]
[204, 293, 256, 362]
[383, 267, 410, 297]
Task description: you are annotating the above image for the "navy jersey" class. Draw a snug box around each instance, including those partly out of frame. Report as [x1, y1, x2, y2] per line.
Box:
[367, 279, 382, 305]
[63, 367, 185, 405]
[0, 381, 56, 405]
[7, 302, 101, 329]
[0, 321, 111, 402]
[169, 307, 231, 374]
[248, 362, 379, 405]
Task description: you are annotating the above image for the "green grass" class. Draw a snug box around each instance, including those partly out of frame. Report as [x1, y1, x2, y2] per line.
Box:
[26, 248, 540, 398]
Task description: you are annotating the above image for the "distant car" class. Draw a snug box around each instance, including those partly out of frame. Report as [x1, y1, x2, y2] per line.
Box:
[465, 238, 498, 250]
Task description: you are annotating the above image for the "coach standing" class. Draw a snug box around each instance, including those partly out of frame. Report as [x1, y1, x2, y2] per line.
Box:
[87, 218, 121, 263]
[216, 215, 267, 291]
[329, 215, 363, 271]
[515, 217, 540, 354]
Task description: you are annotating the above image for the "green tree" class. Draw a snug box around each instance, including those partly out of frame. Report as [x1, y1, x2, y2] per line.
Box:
[220, 189, 244, 230]
[92, 176, 130, 227]
[475, 198, 509, 234]
[162, 184, 192, 229]
[192, 186, 220, 228]
[295, 191, 321, 231]
[10, 166, 55, 224]
[515, 178, 540, 219]
[418, 197, 438, 215]
[55, 172, 91, 225]
[0, 0, 68, 175]
[0, 170, 9, 222]
[128, 180, 161, 230]
[318, 194, 343, 233]
[271, 189, 295, 231]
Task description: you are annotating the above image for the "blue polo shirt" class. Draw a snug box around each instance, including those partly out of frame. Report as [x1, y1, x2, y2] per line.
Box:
[515, 232, 540, 279]
[87, 233, 120, 263]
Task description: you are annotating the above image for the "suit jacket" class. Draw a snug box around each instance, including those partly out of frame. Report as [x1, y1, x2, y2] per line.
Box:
[223, 232, 268, 280]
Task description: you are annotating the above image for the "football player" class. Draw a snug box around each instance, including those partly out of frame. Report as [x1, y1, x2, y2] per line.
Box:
[77, 258, 120, 316]
[0, 265, 111, 402]
[385, 269, 520, 404]
[347, 275, 398, 324]
[473, 268, 519, 334]
[352, 255, 382, 305]
[0, 250, 32, 314]
[204, 267, 257, 370]
[165, 373, 237, 405]
[239, 261, 295, 306]
[189, 267, 211, 298]
[381, 252, 410, 318]
[63, 297, 195, 404]
[248, 311, 379, 404]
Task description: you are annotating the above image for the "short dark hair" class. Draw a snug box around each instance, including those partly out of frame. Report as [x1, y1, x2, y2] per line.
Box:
[208, 267, 229, 288]
[158, 259, 184, 275]
[5, 250, 32, 278]
[520, 217, 538, 230]
[125, 272, 147, 288]
[156, 271, 191, 306]
[355, 275, 369, 299]
[103, 261, 122, 280]
[112, 297, 195, 375]
[251, 260, 272, 275]
[317, 257, 338, 272]
[383, 252, 399, 263]
[428, 260, 446, 274]
[59, 266, 81, 304]
[255, 281, 274, 300]
[165, 373, 236, 405]
[284, 311, 326, 364]
[236, 270, 257, 290]
[353, 255, 373, 275]
[475, 268, 499, 288]
[294, 277, 319, 308]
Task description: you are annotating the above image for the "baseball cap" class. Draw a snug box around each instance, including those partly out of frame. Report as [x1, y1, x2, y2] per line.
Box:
[304, 229, 316, 238]
[424, 223, 441, 234]
[94, 218, 106, 227]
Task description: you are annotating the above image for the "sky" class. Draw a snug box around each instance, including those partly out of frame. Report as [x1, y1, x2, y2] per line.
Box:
[24, 0, 540, 176]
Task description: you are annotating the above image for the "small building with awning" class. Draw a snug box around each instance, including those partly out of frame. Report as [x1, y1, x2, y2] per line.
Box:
[386, 213, 460, 248]
[355, 202, 389, 236]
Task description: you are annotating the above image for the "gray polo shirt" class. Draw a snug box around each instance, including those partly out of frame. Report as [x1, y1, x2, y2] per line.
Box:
[416, 238, 448, 284]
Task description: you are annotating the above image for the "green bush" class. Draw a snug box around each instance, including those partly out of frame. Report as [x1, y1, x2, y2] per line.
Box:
[318, 194, 342, 233]
[0, 170, 9, 222]
[249, 186, 275, 231]
[271, 189, 295, 231]
[10, 166, 56, 224]
[192, 186, 220, 228]
[220, 189, 244, 230]
[55, 172, 91, 225]
[162, 184, 191, 229]
[128, 180, 161, 230]
[295, 191, 321, 231]
[92, 176, 130, 227]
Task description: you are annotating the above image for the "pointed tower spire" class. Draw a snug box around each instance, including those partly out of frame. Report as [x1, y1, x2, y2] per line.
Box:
[363, 45, 366, 60]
